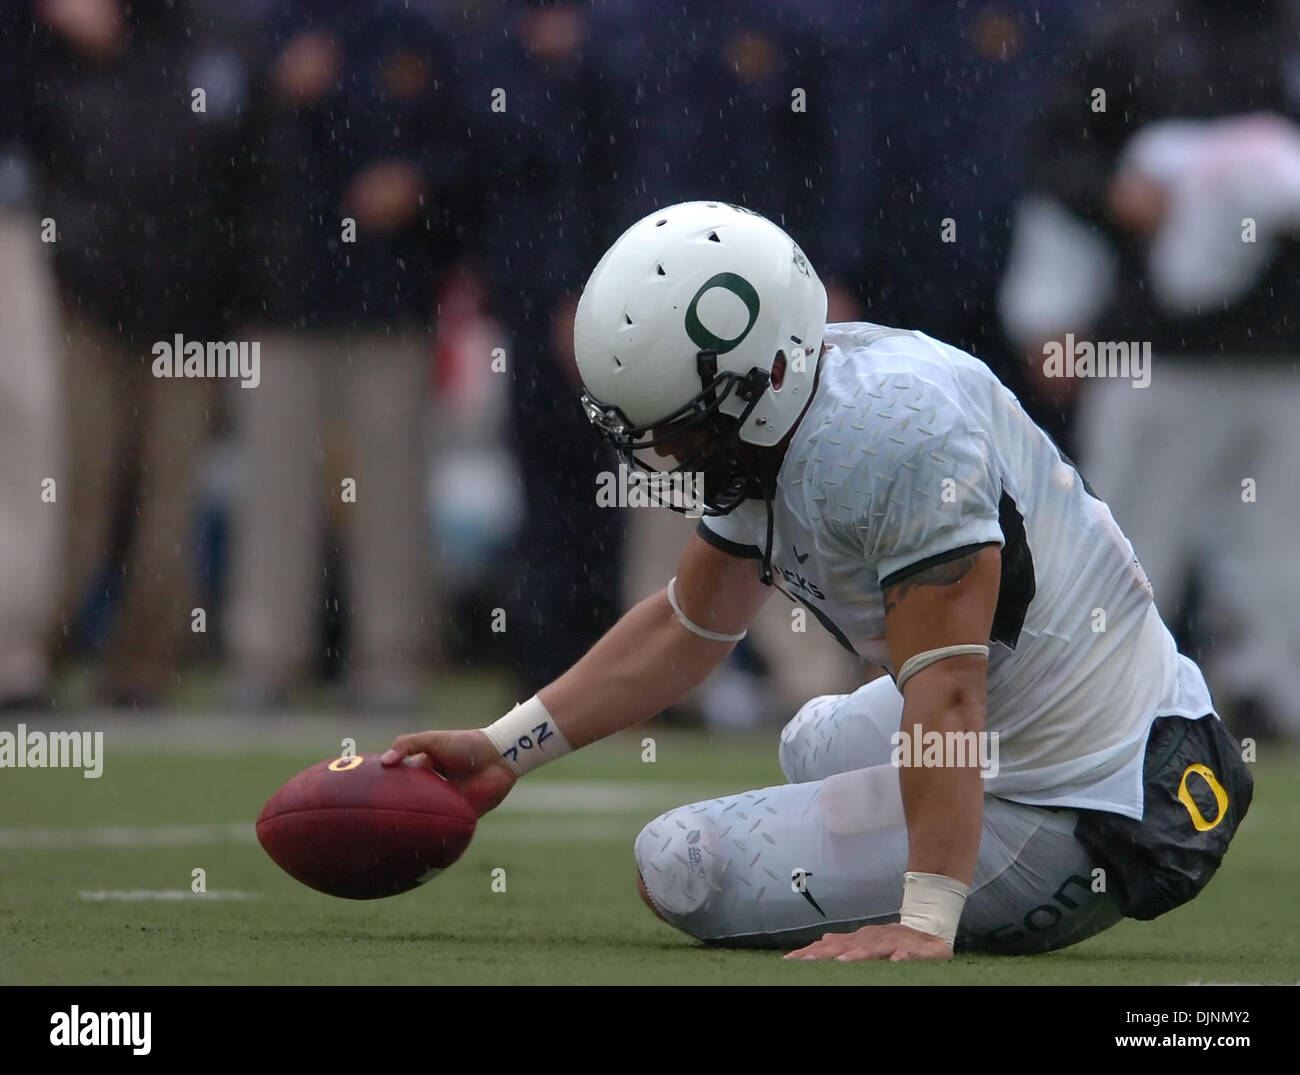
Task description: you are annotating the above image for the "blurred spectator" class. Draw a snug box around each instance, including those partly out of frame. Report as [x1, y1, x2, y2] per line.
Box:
[17, 0, 253, 706]
[226, 0, 467, 712]
[0, 15, 61, 708]
[585, 0, 864, 317]
[581, 0, 873, 725]
[819, 0, 1082, 447]
[1009, 0, 1300, 740]
[446, 0, 627, 693]
[424, 268, 523, 649]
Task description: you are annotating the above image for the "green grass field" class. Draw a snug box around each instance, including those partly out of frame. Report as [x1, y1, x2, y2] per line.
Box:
[1, 694, 1297, 986]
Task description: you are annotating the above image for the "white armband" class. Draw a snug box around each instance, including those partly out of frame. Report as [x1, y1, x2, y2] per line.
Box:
[481, 695, 573, 776]
[666, 576, 747, 643]
[895, 644, 989, 690]
[898, 871, 970, 947]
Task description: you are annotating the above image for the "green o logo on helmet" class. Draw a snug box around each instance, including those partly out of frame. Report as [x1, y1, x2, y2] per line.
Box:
[684, 272, 761, 355]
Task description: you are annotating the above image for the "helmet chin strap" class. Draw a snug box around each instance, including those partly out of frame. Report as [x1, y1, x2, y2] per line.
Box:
[759, 483, 776, 585]
[753, 345, 824, 587]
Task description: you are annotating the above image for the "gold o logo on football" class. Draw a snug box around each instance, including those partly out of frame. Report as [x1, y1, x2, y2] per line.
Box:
[328, 755, 364, 772]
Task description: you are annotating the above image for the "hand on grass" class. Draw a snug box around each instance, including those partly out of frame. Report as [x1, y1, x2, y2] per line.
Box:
[784, 923, 954, 963]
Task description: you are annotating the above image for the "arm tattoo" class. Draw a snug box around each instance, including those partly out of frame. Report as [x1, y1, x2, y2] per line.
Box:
[883, 551, 980, 615]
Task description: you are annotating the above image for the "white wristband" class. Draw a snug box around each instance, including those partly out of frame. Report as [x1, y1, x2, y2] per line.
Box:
[481, 695, 573, 776]
[898, 871, 970, 947]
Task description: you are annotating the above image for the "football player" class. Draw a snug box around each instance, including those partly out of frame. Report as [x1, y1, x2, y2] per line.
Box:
[383, 202, 1252, 960]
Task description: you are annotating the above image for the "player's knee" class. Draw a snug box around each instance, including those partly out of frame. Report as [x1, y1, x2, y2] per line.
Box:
[635, 867, 666, 922]
[779, 694, 840, 783]
[632, 811, 714, 930]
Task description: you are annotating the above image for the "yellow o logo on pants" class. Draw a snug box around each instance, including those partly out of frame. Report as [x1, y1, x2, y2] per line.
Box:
[328, 755, 364, 772]
[1177, 763, 1228, 831]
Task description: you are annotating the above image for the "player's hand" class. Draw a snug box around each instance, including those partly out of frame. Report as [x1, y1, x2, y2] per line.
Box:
[783, 923, 954, 963]
[381, 730, 516, 818]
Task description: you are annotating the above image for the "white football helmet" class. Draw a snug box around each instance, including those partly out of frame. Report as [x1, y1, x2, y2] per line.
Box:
[574, 201, 827, 514]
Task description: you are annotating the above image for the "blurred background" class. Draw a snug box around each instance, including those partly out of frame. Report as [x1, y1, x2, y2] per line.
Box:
[1, 0, 1297, 744]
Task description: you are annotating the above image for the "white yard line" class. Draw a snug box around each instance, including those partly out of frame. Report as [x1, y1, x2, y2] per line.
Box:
[3, 712, 696, 752]
[0, 781, 730, 850]
[0, 822, 255, 850]
[506, 780, 722, 811]
[79, 890, 260, 901]
[487, 818, 635, 842]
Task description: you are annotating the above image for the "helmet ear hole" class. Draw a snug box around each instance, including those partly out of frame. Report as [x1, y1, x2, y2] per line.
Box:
[770, 351, 787, 391]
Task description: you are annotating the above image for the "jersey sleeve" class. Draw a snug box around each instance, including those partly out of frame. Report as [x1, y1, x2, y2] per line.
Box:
[835, 391, 1005, 589]
[695, 499, 766, 561]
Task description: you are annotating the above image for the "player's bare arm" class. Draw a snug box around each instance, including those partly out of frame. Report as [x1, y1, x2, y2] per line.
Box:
[539, 530, 770, 744]
[786, 544, 1000, 963]
[381, 531, 770, 815]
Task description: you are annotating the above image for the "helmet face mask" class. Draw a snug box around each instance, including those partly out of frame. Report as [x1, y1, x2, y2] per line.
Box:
[580, 354, 773, 515]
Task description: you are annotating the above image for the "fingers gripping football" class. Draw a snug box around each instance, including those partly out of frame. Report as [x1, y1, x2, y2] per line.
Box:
[381, 729, 517, 817]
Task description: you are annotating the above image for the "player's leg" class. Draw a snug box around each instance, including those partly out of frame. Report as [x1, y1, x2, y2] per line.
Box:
[633, 765, 1121, 954]
[1073, 369, 1206, 616]
[1200, 367, 1300, 739]
[227, 332, 324, 702]
[0, 210, 60, 702]
[106, 354, 211, 700]
[340, 329, 431, 710]
[778, 673, 904, 783]
[53, 312, 129, 664]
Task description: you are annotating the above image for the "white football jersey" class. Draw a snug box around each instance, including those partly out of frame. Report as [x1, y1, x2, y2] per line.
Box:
[699, 323, 1215, 818]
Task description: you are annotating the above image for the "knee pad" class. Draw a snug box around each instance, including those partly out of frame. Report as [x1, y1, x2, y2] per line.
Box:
[779, 694, 844, 783]
[632, 806, 718, 927]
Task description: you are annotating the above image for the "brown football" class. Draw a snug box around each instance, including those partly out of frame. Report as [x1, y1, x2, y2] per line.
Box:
[256, 753, 477, 899]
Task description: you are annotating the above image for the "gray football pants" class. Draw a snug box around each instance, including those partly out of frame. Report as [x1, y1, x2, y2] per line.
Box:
[634, 677, 1124, 954]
